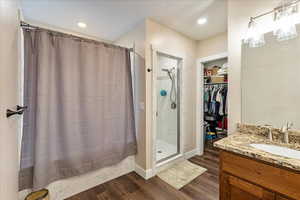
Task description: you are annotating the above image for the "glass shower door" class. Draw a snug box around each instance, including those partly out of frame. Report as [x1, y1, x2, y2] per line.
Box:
[156, 53, 180, 163]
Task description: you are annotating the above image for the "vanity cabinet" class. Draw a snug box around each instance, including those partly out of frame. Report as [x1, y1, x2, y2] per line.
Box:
[219, 151, 299, 200]
[221, 173, 274, 200]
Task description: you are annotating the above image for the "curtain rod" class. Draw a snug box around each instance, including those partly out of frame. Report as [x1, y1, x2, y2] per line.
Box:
[20, 21, 129, 50]
[20, 21, 143, 58]
[251, 0, 300, 20]
[128, 48, 144, 58]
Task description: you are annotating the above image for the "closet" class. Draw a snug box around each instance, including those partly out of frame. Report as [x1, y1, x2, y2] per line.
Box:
[203, 57, 228, 148]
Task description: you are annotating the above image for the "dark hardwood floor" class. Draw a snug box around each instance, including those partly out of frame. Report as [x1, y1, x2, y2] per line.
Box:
[66, 148, 219, 200]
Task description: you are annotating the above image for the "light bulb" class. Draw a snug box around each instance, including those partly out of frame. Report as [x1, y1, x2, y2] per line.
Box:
[244, 19, 265, 48]
[273, 2, 298, 41]
[77, 22, 87, 28]
[197, 18, 207, 25]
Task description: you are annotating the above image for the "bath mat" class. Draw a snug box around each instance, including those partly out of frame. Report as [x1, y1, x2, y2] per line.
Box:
[157, 160, 207, 190]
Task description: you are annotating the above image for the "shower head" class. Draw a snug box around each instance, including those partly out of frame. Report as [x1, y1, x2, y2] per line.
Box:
[162, 67, 176, 81]
[161, 67, 177, 110]
[162, 68, 170, 73]
[162, 67, 175, 73]
[162, 68, 172, 80]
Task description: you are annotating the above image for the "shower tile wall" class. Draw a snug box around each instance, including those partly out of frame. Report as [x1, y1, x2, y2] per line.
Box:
[156, 55, 179, 161]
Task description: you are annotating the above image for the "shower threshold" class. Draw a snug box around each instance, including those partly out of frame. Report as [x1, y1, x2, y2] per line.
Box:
[156, 140, 178, 163]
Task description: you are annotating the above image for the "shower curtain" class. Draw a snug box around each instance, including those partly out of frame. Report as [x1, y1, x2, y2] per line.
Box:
[19, 29, 137, 190]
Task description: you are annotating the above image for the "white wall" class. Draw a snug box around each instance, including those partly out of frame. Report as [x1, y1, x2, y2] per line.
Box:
[197, 32, 228, 59]
[228, 0, 279, 133]
[114, 22, 146, 57]
[145, 19, 198, 169]
[115, 19, 198, 171]
[114, 22, 147, 169]
[0, 0, 21, 199]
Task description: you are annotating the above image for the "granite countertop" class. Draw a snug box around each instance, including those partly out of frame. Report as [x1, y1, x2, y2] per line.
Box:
[214, 131, 300, 172]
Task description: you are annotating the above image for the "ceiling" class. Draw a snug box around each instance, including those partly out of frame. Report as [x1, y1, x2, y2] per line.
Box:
[21, 0, 227, 42]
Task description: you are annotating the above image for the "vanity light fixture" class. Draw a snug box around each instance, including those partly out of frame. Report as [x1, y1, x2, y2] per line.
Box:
[243, 18, 266, 48]
[245, 0, 300, 48]
[273, 1, 298, 41]
[77, 22, 87, 28]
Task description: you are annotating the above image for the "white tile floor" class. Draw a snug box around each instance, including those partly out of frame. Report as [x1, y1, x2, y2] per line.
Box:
[156, 139, 177, 162]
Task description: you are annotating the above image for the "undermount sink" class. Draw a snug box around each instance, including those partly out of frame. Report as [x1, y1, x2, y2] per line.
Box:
[250, 143, 300, 160]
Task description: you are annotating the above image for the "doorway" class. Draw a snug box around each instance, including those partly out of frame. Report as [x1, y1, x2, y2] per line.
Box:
[152, 49, 183, 165]
[196, 52, 228, 154]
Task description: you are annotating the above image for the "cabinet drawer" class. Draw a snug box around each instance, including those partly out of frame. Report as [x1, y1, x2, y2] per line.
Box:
[228, 175, 274, 200]
[220, 151, 300, 200]
[276, 195, 292, 200]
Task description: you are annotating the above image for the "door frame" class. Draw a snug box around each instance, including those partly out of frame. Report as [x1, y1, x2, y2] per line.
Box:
[196, 52, 228, 155]
[0, 2, 22, 199]
[151, 45, 184, 173]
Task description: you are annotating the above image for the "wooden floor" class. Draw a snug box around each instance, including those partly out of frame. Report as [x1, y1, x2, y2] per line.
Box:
[66, 148, 219, 200]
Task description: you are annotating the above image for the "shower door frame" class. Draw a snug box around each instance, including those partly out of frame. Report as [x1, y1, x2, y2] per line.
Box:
[151, 46, 184, 169]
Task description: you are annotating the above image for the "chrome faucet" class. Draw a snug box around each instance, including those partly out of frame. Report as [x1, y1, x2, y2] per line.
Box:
[281, 122, 293, 143]
[264, 124, 273, 141]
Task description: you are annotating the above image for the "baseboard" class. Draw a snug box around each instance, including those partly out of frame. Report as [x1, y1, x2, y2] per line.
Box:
[134, 164, 154, 180]
[184, 148, 200, 159]
[134, 149, 200, 181]
[197, 147, 204, 156]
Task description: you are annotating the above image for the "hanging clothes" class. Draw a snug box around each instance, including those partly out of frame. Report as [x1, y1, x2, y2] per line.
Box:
[203, 84, 228, 130]
[205, 85, 227, 117]
[204, 87, 210, 113]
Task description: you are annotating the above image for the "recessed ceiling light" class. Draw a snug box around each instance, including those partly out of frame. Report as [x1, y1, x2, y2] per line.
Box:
[77, 22, 87, 28]
[197, 18, 207, 25]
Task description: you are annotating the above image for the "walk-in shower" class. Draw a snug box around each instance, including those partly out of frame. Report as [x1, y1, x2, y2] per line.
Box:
[155, 52, 181, 163]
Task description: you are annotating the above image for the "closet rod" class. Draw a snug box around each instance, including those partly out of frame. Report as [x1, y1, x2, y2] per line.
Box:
[205, 82, 228, 85]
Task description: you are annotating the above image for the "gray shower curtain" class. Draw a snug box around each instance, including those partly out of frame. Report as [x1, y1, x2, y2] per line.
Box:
[19, 29, 137, 190]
